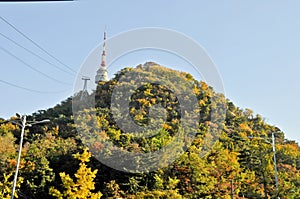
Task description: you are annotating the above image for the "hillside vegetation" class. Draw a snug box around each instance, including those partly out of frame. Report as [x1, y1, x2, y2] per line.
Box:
[0, 64, 299, 199]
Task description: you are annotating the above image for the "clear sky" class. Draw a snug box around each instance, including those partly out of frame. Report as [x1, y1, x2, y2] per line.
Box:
[0, 0, 299, 143]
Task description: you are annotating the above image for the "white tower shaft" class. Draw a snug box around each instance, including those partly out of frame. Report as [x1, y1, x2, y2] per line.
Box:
[95, 31, 109, 83]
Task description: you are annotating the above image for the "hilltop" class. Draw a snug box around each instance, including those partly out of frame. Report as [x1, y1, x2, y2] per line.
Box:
[0, 64, 299, 198]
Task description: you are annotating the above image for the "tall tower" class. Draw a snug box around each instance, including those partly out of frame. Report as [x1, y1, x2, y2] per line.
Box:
[95, 31, 109, 83]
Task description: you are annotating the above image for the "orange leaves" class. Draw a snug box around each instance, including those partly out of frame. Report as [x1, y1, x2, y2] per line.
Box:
[162, 123, 173, 131]
[239, 123, 253, 134]
[200, 81, 209, 91]
[7, 159, 25, 170]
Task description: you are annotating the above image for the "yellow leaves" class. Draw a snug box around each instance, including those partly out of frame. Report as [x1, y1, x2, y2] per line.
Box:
[154, 174, 164, 190]
[59, 172, 74, 188]
[0, 122, 19, 135]
[134, 190, 183, 199]
[96, 115, 109, 129]
[167, 177, 180, 190]
[199, 99, 206, 106]
[278, 143, 299, 158]
[49, 148, 102, 199]
[106, 128, 120, 141]
[23, 160, 36, 172]
[144, 88, 154, 97]
[150, 98, 157, 104]
[49, 187, 63, 199]
[0, 171, 23, 199]
[192, 85, 200, 95]
[130, 107, 136, 115]
[73, 148, 91, 163]
[0, 133, 16, 164]
[154, 174, 180, 192]
[50, 126, 60, 136]
[136, 98, 151, 107]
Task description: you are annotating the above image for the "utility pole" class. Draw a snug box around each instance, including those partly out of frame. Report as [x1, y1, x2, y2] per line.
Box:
[247, 132, 280, 199]
[6, 114, 50, 199]
[81, 76, 90, 100]
[271, 132, 279, 196]
[11, 115, 26, 199]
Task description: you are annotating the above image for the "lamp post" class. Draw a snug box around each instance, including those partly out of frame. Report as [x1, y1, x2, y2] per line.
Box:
[248, 132, 280, 198]
[2, 114, 50, 199]
[271, 132, 279, 193]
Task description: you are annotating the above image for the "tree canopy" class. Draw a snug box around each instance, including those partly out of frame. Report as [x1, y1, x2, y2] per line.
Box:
[0, 64, 299, 198]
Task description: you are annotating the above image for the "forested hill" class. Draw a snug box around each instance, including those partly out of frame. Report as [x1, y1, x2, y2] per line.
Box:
[1, 64, 299, 199]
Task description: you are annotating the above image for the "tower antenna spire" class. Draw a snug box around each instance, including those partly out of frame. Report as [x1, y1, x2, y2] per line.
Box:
[101, 30, 106, 68]
[95, 29, 109, 83]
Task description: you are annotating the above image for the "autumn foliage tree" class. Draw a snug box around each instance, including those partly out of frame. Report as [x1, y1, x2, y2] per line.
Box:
[49, 148, 102, 199]
[0, 64, 299, 198]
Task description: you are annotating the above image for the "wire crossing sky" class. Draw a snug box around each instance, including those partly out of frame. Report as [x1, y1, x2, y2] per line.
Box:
[0, 0, 299, 144]
[0, 79, 69, 94]
[0, 16, 76, 74]
[0, 46, 71, 85]
[0, 32, 75, 76]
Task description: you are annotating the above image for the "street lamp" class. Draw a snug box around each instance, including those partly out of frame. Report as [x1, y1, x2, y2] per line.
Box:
[2, 114, 50, 199]
[248, 132, 280, 198]
[271, 132, 279, 193]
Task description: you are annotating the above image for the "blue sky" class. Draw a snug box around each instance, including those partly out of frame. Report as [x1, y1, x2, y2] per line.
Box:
[0, 0, 299, 143]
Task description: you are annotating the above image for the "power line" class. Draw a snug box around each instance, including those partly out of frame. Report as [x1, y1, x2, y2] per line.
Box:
[0, 32, 75, 76]
[0, 0, 74, 2]
[0, 45, 72, 86]
[0, 79, 69, 94]
[0, 16, 77, 74]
